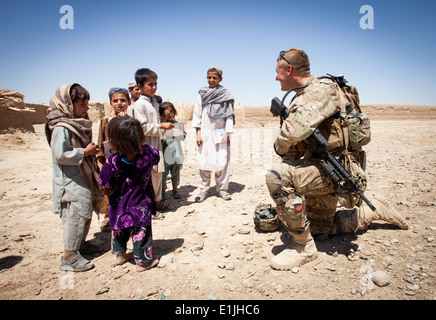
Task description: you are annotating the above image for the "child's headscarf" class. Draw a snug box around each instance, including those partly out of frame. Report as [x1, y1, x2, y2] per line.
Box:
[45, 83, 92, 145]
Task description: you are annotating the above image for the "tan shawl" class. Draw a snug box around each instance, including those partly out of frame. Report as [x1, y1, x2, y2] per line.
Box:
[45, 84, 102, 214]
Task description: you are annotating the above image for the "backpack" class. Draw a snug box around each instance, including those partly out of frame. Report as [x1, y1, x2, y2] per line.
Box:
[321, 74, 371, 151]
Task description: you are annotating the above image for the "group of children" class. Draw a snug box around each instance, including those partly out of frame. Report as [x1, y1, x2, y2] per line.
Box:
[46, 67, 235, 272]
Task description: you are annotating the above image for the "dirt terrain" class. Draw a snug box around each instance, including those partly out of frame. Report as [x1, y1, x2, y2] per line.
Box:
[0, 105, 435, 302]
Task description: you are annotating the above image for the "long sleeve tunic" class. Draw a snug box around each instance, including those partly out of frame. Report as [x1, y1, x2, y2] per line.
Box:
[50, 126, 92, 219]
[132, 95, 164, 172]
[99, 145, 160, 230]
[192, 93, 234, 172]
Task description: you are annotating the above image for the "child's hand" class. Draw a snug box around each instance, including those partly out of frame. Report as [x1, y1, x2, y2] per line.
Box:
[220, 133, 229, 144]
[84, 142, 99, 157]
[160, 122, 174, 130]
[196, 129, 203, 146]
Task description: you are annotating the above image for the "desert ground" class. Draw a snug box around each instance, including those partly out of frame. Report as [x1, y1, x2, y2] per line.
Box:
[0, 104, 435, 303]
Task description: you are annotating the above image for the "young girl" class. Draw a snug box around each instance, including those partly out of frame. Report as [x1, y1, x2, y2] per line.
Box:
[96, 87, 130, 231]
[99, 116, 160, 272]
[159, 101, 185, 199]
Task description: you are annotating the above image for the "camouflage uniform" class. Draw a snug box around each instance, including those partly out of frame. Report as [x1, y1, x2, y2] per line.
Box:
[267, 76, 349, 237]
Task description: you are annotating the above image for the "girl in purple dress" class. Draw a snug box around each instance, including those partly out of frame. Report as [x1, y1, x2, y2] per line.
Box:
[99, 116, 160, 272]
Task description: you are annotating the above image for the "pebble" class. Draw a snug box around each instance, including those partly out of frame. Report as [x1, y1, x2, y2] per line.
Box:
[372, 271, 391, 287]
[222, 248, 231, 258]
[244, 245, 253, 253]
[223, 280, 236, 291]
[158, 255, 173, 268]
[147, 287, 160, 296]
[192, 240, 204, 251]
[96, 287, 109, 295]
[242, 279, 254, 288]
[238, 227, 251, 235]
[275, 284, 284, 294]
[225, 262, 235, 271]
[196, 228, 206, 236]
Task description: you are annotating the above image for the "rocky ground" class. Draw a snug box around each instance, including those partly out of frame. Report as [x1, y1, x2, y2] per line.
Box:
[0, 105, 435, 303]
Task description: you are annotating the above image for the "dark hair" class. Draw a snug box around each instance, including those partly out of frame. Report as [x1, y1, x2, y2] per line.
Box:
[159, 101, 177, 117]
[107, 116, 145, 156]
[70, 83, 90, 103]
[154, 95, 162, 104]
[135, 68, 158, 86]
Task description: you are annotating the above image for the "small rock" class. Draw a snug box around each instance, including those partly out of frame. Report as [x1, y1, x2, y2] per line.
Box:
[196, 228, 206, 236]
[324, 265, 337, 272]
[186, 208, 195, 214]
[238, 227, 251, 234]
[223, 280, 236, 291]
[222, 249, 231, 258]
[242, 279, 254, 288]
[96, 287, 110, 295]
[244, 245, 253, 253]
[275, 284, 284, 293]
[158, 255, 173, 268]
[147, 287, 160, 296]
[162, 289, 172, 298]
[225, 262, 235, 271]
[192, 240, 204, 251]
[411, 264, 421, 272]
[372, 271, 391, 287]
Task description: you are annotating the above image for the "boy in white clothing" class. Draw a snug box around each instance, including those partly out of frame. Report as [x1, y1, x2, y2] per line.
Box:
[132, 68, 174, 211]
[192, 66, 234, 202]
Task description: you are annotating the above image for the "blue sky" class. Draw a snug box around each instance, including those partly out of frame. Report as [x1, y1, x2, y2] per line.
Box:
[0, 0, 435, 106]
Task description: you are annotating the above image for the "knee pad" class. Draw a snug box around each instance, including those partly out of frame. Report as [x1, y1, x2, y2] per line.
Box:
[265, 169, 284, 203]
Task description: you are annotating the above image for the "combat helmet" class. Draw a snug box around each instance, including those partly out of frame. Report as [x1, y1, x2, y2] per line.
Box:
[254, 203, 281, 232]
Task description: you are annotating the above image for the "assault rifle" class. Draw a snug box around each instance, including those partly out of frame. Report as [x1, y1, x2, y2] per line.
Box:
[305, 128, 376, 211]
[270, 83, 376, 211]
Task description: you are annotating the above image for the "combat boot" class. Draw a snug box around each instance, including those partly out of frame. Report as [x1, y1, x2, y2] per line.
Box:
[270, 227, 318, 270]
[358, 196, 409, 230]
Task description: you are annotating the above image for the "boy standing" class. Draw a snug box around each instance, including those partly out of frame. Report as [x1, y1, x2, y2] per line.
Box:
[45, 83, 102, 272]
[192, 66, 235, 202]
[132, 68, 174, 211]
[127, 81, 140, 116]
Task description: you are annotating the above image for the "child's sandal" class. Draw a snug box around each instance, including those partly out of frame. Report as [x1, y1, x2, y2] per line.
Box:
[60, 254, 94, 272]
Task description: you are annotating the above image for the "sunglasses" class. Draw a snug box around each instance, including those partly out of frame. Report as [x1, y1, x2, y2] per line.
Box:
[279, 51, 292, 65]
